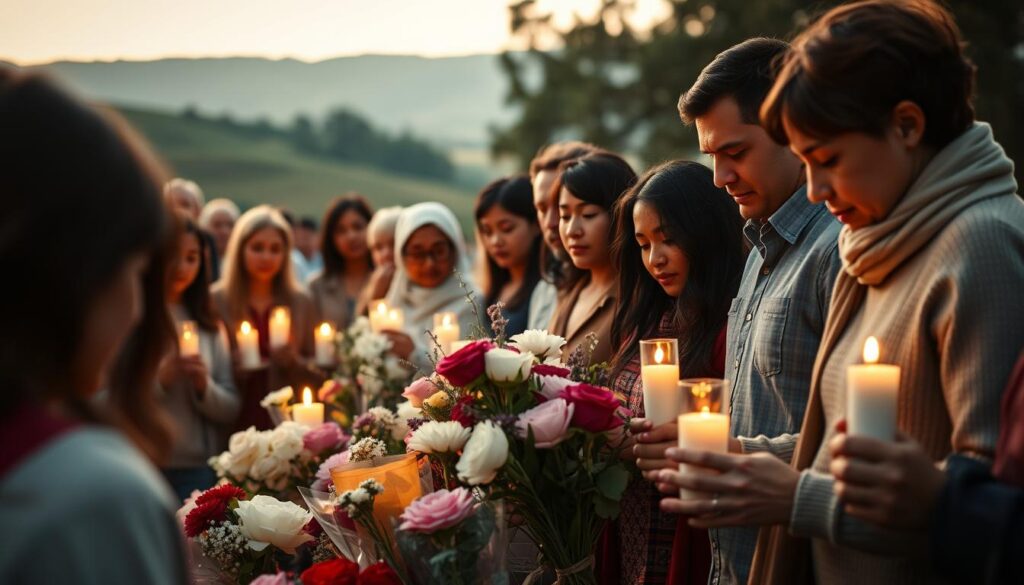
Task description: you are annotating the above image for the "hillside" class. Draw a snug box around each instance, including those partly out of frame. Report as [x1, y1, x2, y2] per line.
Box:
[117, 106, 481, 226]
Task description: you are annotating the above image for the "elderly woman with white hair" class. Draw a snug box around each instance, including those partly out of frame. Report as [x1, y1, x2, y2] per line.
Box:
[379, 202, 482, 373]
[199, 197, 240, 264]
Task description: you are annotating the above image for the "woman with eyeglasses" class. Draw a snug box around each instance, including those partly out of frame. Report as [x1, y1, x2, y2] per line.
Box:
[380, 202, 482, 373]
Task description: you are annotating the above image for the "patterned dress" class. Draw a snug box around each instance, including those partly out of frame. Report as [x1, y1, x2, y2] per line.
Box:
[611, 312, 722, 585]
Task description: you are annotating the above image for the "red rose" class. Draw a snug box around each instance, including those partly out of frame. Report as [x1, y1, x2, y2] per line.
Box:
[184, 484, 247, 537]
[450, 395, 477, 428]
[301, 558, 359, 585]
[435, 340, 494, 387]
[560, 383, 624, 432]
[532, 363, 571, 378]
[358, 562, 401, 585]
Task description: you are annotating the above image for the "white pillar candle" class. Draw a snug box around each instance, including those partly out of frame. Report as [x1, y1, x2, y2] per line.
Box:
[315, 322, 336, 367]
[179, 320, 200, 358]
[450, 339, 472, 353]
[237, 320, 261, 369]
[677, 408, 730, 500]
[269, 306, 291, 350]
[433, 312, 460, 353]
[292, 387, 324, 428]
[640, 339, 681, 426]
[847, 336, 900, 441]
[369, 299, 389, 333]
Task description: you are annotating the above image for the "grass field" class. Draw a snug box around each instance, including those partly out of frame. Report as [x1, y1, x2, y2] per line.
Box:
[116, 106, 486, 228]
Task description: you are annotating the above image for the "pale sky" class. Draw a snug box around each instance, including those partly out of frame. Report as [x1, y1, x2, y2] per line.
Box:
[1, 0, 672, 65]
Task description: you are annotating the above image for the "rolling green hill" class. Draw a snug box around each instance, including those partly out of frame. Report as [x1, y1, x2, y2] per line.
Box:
[115, 106, 482, 227]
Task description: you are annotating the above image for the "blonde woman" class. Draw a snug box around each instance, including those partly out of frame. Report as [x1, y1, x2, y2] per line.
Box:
[212, 205, 321, 431]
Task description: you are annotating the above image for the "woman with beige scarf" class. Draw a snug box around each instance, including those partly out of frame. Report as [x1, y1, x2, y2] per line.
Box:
[654, 2, 1024, 584]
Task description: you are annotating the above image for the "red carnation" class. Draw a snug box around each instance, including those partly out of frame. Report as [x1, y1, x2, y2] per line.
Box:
[532, 363, 571, 378]
[184, 484, 247, 537]
[450, 395, 477, 428]
[435, 340, 493, 387]
[358, 562, 401, 585]
[301, 557, 359, 585]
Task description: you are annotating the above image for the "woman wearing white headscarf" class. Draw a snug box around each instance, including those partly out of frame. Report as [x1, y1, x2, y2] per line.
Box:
[381, 202, 482, 373]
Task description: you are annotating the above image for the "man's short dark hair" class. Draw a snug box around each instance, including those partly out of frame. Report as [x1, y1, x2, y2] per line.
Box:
[298, 216, 318, 231]
[678, 37, 789, 126]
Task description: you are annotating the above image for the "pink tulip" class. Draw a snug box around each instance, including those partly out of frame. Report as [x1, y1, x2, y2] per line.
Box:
[402, 376, 439, 407]
[516, 398, 574, 448]
[398, 488, 476, 533]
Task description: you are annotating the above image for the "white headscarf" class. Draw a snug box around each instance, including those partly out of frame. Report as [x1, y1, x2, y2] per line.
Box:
[385, 202, 482, 371]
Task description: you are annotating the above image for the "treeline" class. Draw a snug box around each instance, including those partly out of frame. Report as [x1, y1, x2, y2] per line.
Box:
[181, 106, 454, 182]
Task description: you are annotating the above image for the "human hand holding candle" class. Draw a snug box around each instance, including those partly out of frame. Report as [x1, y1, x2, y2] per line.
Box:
[847, 336, 900, 441]
[237, 320, 261, 369]
[674, 379, 729, 500]
[640, 339, 681, 426]
[269, 306, 291, 350]
[314, 322, 336, 367]
[432, 312, 460, 354]
[291, 387, 324, 428]
[179, 320, 200, 358]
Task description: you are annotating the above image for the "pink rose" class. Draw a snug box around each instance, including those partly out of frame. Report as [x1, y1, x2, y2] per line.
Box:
[560, 383, 624, 432]
[532, 363, 571, 378]
[435, 340, 494, 387]
[303, 422, 346, 454]
[516, 398, 574, 448]
[250, 573, 290, 585]
[312, 450, 350, 491]
[398, 488, 476, 533]
[402, 376, 439, 408]
[536, 375, 574, 402]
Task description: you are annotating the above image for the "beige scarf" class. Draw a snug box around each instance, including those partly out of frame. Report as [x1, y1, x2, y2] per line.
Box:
[746, 122, 1018, 585]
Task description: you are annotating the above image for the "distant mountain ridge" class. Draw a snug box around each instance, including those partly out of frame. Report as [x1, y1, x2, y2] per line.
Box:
[9, 54, 522, 147]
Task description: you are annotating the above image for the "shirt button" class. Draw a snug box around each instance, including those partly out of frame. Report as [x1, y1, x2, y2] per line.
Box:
[745, 313, 752, 322]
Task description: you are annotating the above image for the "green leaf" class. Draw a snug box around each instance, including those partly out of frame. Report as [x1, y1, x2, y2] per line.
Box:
[595, 465, 631, 501]
[593, 493, 621, 519]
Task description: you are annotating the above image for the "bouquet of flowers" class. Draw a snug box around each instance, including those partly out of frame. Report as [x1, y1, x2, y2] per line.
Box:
[402, 304, 631, 585]
[180, 485, 315, 584]
[210, 421, 348, 497]
[250, 559, 401, 585]
[320, 317, 413, 425]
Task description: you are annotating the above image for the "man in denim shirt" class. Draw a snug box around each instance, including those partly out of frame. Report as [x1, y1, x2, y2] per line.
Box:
[670, 38, 841, 585]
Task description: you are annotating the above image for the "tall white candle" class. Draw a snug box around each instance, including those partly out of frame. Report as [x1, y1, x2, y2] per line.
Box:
[677, 408, 730, 500]
[269, 306, 291, 350]
[847, 336, 900, 440]
[433, 312, 460, 353]
[291, 387, 324, 428]
[315, 322, 336, 367]
[640, 339, 681, 426]
[179, 320, 200, 358]
[237, 320, 261, 369]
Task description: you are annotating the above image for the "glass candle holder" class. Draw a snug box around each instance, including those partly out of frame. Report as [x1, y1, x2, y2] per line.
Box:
[639, 338, 680, 425]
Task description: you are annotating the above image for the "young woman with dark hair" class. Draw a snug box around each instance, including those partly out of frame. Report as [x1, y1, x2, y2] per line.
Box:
[212, 205, 322, 432]
[474, 175, 542, 336]
[159, 213, 239, 502]
[608, 161, 745, 585]
[309, 193, 375, 329]
[657, 3, 1024, 584]
[0, 70, 187, 582]
[548, 151, 637, 365]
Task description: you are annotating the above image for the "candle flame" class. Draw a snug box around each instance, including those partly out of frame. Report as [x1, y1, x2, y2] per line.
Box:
[272, 307, 288, 323]
[182, 330, 193, 341]
[654, 345, 666, 364]
[376, 302, 388, 315]
[701, 405, 710, 414]
[303, 387, 312, 406]
[442, 314, 452, 327]
[319, 322, 332, 335]
[863, 336, 880, 364]
[240, 321, 252, 335]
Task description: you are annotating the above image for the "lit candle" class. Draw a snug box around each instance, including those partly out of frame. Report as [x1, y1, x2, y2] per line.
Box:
[433, 312, 460, 353]
[237, 320, 261, 369]
[291, 386, 324, 428]
[369, 299, 389, 333]
[640, 339, 681, 426]
[847, 336, 900, 440]
[314, 322, 336, 367]
[450, 340, 472, 353]
[676, 378, 729, 500]
[269, 306, 291, 350]
[383, 307, 404, 332]
[179, 320, 200, 358]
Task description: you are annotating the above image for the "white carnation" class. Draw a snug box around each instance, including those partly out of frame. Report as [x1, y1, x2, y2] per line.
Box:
[407, 421, 472, 454]
[509, 330, 567, 360]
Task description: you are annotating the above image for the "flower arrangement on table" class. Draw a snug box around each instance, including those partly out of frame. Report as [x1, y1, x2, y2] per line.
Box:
[209, 420, 349, 497]
[338, 302, 632, 585]
[318, 316, 414, 426]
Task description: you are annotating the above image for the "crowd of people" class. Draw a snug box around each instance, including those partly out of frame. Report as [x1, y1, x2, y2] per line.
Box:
[1, 1, 1023, 584]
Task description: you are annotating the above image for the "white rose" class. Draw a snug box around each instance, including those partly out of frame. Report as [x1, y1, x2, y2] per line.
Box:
[485, 348, 534, 383]
[408, 421, 472, 454]
[260, 386, 294, 408]
[269, 424, 305, 460]
[396, 400, 422, 422]
[235, 495, 314, 553]
[509, 330, 566, 360]
[456, 421, 509, 485]
[227, 427, 266, 479]
[536, 375, 574, 401]
[248, 453, 291, 481]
